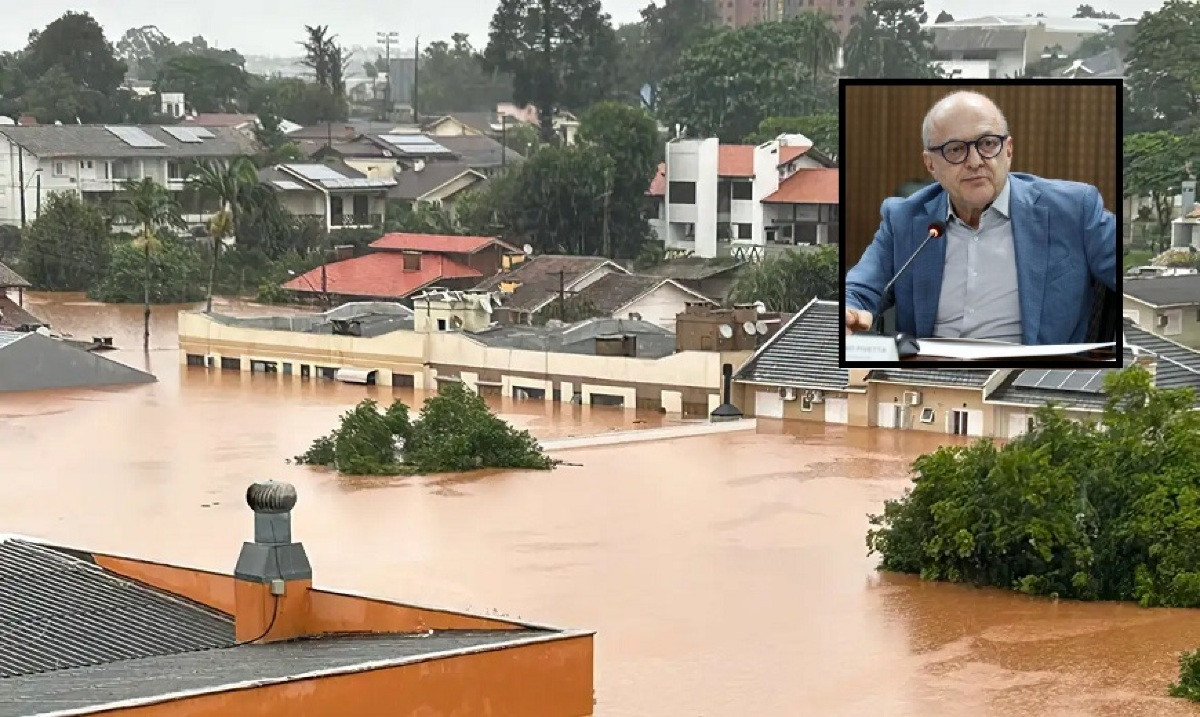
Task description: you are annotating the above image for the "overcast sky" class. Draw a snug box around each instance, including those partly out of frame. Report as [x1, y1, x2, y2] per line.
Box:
[0, 0, 1167, 57]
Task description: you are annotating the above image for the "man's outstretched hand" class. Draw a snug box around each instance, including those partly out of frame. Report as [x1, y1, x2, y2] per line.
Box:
[845, 308, 873, 335]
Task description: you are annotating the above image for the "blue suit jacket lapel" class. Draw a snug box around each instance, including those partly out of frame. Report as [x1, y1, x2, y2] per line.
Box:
[1009, 178, 1049, 344]
[910, 192, 947, 337]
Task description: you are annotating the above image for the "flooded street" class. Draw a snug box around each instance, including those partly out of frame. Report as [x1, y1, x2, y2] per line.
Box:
[4, 293, 1200, 716]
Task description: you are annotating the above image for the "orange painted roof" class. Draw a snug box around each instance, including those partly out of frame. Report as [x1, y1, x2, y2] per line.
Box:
[762, 168, 840, 204]
[282, 252, 482, 299]
[646, 143, 817, 196]
[370, 232, 514, 254]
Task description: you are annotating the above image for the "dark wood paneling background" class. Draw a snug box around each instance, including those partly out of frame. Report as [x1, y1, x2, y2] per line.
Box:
[842, 83, 1118, 267]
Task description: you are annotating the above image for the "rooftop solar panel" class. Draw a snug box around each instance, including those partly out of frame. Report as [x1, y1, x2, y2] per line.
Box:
[284, 164, 348, 181]
[162, 126, 203, 143]
[1059, 371, 1096, 391]
[190, 126, 216, 138]
[272, 180, 306, 191]
[105, 126, 167, 148]
[378, 134, 453, 155]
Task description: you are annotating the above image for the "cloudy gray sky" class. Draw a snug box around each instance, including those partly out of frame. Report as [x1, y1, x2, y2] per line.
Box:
[0, 0, 1167, 57]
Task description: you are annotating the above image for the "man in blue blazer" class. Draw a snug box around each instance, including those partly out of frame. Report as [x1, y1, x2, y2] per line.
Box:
[844, 91, 1117, 345]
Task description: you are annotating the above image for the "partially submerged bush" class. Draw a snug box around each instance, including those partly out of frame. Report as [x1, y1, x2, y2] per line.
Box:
[1171, 650, 1200, 702]
[295, 384, 556, 475]
[867, 367, 1200, 607]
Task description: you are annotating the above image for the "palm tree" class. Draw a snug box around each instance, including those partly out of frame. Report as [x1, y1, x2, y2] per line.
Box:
[792, 12, 840, 88]
[113, 178, 185, 351]
[187, 157, 257, 312]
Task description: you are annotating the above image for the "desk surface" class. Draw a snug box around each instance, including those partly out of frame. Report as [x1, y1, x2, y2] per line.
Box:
[902, 349, 1118, 364]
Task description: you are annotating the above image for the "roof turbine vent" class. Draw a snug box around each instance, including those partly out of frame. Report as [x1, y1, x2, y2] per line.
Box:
[246, 480, 297, 514]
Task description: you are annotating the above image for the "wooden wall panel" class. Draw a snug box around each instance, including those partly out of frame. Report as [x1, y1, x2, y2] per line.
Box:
[841, 83, 1118, 267]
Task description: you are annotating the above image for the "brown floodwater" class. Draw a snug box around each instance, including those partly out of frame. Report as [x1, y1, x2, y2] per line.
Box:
[4, 292, 1200, 716]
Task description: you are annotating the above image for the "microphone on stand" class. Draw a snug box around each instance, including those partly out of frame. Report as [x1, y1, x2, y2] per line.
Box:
[873, 221, 946, 335]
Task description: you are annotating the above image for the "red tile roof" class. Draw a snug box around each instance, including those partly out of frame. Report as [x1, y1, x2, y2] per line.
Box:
[647, 163, 666, 197]
[282, 252, 482, 299]
[762, 168, 840, 204]
[370, 232, 518, 254]
[646, 143, 817, 196]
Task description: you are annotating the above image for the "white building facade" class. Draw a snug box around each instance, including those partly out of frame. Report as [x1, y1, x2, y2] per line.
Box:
[0, 125, 257, 229]
[651, 134, 838, 261]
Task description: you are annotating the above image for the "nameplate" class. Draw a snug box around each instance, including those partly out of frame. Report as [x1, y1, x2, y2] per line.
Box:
[846, 334, 900, 362]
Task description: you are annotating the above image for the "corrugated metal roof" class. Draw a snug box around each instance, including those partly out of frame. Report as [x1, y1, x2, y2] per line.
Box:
[0, 332, 29, 351]
[870, 369, 994, 388]
[0, 629, 553, 716]
[0, 125, 256, 159]
[735, 300, 847, 389]
[0, 538, 233, 678]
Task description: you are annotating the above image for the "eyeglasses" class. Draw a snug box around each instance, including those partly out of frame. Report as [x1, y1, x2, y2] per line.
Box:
[926, 134, 1008, 165]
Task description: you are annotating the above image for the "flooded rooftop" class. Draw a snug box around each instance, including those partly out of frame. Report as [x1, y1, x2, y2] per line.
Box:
[3, 293, 1200, 716]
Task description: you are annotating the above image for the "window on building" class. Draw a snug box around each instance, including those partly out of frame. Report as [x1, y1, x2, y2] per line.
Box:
[731, 181, 753, 200]
[403, 253, 421, 270]
[736, 223, 752, 239]
[920, 407, 935, 423]
[668, 181, 696, 204]
[79, 160, 93, 170]
[53, 162, 66, 176]
[800, 394, 813, 411]
[436, 318, 447, 331]
[167, 161, 183, 180]
[185, 354, 206, 366]
[393, 373, 415, 388]
[220, 357, 241, 371]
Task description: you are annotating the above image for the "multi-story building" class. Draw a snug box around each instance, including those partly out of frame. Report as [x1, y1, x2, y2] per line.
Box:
[646, 134, 839, 261]
[760, 0, 864, 37]
[0, 124, 257, 229]
[926, 15, 1136, 78]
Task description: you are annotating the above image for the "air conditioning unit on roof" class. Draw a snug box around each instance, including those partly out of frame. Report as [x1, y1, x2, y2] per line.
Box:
[779, 386, 797, 401]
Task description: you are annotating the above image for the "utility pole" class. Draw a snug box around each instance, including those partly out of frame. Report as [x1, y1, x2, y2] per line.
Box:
[602, 166, 612, 258]
[412, 36, 420, 123]
[377, 30, 398, 121]
[501, 114, 507, 170]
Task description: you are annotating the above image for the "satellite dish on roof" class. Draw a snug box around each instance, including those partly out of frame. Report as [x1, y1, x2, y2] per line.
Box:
[742, 321, 756, 335]
[755, 320, 769, 335]
[754, 301, 766, 314]
[718, 324, 734, 339]
[523, 243, 533, 255]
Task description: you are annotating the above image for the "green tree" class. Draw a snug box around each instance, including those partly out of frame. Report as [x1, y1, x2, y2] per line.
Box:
[402, 383, 556, 473]
[746, 114, 839, 158]
[154, 55, 248, 113]
[727, 246, 838, 311]
[934, 10, 954, 22]
[508, 144, 615, 255]
[89, 236, 204, 304]
[20, 12, 127, 101]
[618, 0, 718, 111]
[419, 33, 514, 113]
[115, 25, 176, 80]
[187, 157, 258, 311]
[19, 66, 98, 124]
[18, 193, 112, 291]
[298, 25, 350, 123]
[1074, 4, 1121, 19]
[844, 0, 943, 79]
[252, 109, 304, 165]
[866, 367, 1200, 608]
[111, 178, 185, 350]
[296, 388, 555, 475]
[1125, 0, 1200, 133]
[659, 19, 836, 142]
[484, 0, 619, 143]
[1123, 131, 1199, 252]
[578, 101, 660, 258]
[385, 200, 461, 234]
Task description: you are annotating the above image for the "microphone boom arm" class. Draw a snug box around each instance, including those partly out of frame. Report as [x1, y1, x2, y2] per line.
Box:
[872, 223, 945, 334]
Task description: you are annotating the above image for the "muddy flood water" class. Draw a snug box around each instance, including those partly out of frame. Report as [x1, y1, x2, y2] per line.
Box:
[3, 293, 1200, 716]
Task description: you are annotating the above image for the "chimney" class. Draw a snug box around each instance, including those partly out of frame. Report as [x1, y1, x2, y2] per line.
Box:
[233, 480, 312, 643]
[17, 115, 37, 126]
[710, 362, 744, 422]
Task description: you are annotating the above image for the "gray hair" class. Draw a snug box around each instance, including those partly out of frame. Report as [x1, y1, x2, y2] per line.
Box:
[921, 91, 1009, 148]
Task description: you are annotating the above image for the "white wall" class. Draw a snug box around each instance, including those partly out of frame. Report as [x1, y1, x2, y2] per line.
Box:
[663, 138, 720, 258]
[618, 283, 704, 331]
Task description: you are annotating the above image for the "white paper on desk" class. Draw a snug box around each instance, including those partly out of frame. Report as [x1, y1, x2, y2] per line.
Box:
[916, 338, 1115, 360]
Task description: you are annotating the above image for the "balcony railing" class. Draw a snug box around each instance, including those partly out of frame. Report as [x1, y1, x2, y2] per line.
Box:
[331, 214, 384, 229]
